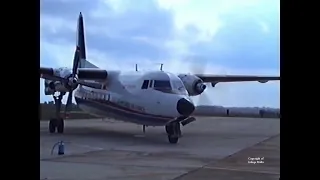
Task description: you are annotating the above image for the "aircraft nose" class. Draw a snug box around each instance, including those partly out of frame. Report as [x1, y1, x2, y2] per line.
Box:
[176, 98, 195, 116]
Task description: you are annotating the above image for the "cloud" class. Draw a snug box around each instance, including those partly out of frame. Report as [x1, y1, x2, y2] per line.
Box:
[40, 0, 280, 108]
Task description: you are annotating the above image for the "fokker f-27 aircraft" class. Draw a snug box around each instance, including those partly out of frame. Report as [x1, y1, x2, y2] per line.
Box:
[40, 13, 280, 144]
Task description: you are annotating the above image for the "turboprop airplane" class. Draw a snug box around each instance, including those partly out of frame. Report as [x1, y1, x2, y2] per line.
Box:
[40, 12, 280, 144]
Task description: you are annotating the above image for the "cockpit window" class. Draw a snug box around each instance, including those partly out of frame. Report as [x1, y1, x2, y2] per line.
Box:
[149, 80, 153, 88]
[141, 80, 149, 89]
[152, 79, 188, 95]
[154, 80, 171, 89]
[172, 80, 185, 91]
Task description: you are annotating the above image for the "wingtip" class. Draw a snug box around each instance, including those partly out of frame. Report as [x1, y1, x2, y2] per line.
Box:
[79, 12, 82, 16]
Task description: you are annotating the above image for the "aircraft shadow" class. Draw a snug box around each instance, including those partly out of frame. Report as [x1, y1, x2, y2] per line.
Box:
[40, 126, 171, 145]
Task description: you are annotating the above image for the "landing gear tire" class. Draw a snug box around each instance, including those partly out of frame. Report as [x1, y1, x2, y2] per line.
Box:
[57, 118, 64, 133]
[165, 122, 181, 144]
[168, 136, 179, 144]
[49, 118, 57, 133]
[165, 125, 173, 134]
[49, 118, 65, 134]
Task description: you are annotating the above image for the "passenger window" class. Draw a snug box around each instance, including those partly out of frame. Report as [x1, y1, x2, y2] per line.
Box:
[141, 80, 149, 89]
[149, 80, 153, 88]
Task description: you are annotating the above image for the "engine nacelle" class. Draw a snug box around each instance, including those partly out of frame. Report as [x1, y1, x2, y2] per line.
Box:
[41, 66, 109, 95]
[178, 74, 207, 96]
[44, 80, 55, 95]
[43, 67, 73, 95]
[44, 80, 69, 95]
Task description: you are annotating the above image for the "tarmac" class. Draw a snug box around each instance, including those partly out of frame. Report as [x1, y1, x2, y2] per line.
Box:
[40, 117, 280, 180]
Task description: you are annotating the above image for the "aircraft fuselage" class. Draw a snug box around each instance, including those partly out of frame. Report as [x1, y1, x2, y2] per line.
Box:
[73, 71, 194, 126]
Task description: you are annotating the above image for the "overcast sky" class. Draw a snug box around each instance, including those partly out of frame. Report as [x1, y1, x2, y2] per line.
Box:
[40, 0, 280, 108]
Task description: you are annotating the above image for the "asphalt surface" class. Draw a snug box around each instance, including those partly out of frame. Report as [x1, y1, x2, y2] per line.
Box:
[40, 117, 280, 180]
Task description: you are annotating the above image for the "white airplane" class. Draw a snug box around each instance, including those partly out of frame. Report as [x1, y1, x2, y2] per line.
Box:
[40, 13, 280, 144]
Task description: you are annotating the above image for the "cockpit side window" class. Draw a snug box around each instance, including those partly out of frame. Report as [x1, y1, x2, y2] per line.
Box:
[154, 80, 171, 89]
[149, 80, 153, 88]
[172, 80, 185, 90]
[151, 79, 187, 95]
[141, 80, 149, 89]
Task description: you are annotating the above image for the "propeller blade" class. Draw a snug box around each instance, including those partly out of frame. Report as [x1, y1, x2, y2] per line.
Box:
[189, 61, 211, 105]
[197, 90, 211, 105]
[64, 90, 73, 117]
[64, 46, 83, 118]
[191, 64, 206, 76]
[213, 69, 230, 102]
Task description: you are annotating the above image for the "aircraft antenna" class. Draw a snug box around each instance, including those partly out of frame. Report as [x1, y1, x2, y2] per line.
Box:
[160, 63, 163, 71]
[135, 64, 138, 71]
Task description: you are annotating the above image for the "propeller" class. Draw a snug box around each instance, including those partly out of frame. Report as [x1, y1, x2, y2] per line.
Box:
[190, 62, 212, 106]
[212, 69, 230, 105]
[64, 46, 81, 118]
[40, 46, 102, 118]
[189, 63, 229, 106]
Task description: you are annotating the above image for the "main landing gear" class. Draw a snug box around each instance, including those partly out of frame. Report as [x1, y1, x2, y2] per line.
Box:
[49, 93, 65, 134]
[165, 122, 181, 144]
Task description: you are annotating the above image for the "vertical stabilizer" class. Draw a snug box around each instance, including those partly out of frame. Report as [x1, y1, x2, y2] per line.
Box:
[76, 12, 98, 68]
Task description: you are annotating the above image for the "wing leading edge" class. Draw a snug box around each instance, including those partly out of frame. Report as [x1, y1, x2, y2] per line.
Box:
[195, 74, 280, 85]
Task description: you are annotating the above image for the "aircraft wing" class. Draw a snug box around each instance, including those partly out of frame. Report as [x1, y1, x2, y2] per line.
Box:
[193, 106, 280, 118]
[195, 74, 280, 85]
[40, 67, 66, 82]
[40, 66, 108, 89]
[40, 67, 108, 80]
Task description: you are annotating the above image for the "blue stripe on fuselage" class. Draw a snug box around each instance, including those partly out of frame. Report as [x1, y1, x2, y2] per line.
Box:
[74, 97, 174, 126]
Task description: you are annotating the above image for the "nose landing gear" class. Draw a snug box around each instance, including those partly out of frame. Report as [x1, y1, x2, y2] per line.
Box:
[165, 122, 181, 144]
[49, 93, 65, 134]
